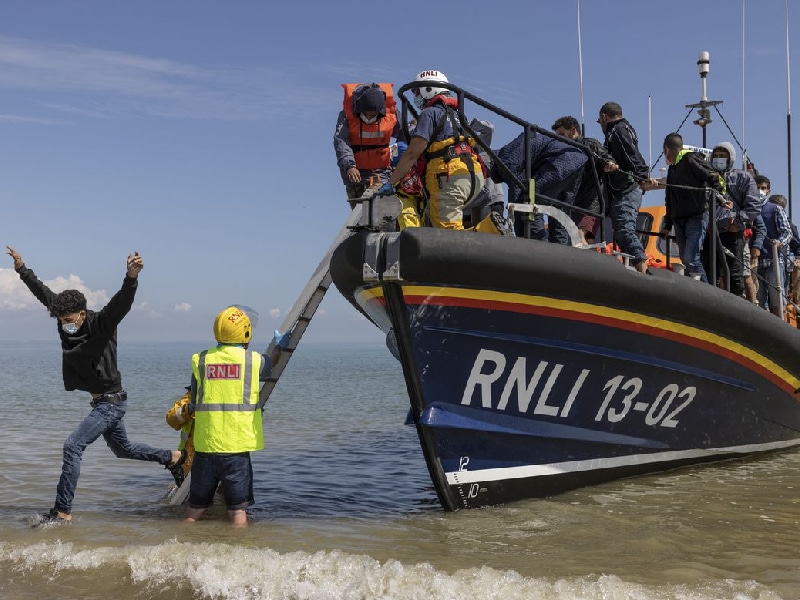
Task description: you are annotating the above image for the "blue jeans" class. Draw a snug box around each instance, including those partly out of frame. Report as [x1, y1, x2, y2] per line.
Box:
[674, 213, 708, 281]
[757, 259, 785, 310]
[609, 186, 648, 264]
[55, 399, 171, 514]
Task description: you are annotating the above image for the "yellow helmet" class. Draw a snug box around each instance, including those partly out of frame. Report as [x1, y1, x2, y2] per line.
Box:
[213, 305, 258, 344]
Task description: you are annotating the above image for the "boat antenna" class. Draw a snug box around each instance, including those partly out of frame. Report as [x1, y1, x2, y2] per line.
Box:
[686, 51, 722, 150]
[742, 0, 747, 170]
[686, 52, 723, 289]
[786, 0, 793, 219]
[577, 0, 586, 136]
[648, 95, 652, 176]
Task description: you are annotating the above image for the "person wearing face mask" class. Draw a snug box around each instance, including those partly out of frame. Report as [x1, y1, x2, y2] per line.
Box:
[5, 246, 185, 524]
[756, 194, 793, 316]
[742, 175, 772, 302]
[659, 132, 724, 282]
[709, 142, 761, 299]
[334, 82, 402, 208]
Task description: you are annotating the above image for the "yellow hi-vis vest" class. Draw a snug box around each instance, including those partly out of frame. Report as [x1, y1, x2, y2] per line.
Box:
[191, 344, 263, 453]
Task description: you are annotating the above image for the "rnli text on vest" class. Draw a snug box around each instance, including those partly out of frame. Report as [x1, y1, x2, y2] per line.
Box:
[205, 364, 241, 379]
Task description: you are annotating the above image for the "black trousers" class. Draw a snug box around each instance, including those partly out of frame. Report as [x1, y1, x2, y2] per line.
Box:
[719, 230, 746, 298]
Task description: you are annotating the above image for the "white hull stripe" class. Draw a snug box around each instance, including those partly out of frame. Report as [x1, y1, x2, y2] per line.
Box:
[445, 438, 800, 485]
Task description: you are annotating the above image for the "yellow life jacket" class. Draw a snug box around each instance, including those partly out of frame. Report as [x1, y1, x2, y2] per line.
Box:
[165, 391, 194, 451]
[191, 345, 263, 453]
[421, 95, 485, 192]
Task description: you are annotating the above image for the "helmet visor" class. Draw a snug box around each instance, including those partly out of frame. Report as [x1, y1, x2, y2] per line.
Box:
[231, 304, 259, 331]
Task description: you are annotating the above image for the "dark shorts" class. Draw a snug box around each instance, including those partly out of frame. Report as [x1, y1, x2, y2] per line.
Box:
[188, 451, 254, 511]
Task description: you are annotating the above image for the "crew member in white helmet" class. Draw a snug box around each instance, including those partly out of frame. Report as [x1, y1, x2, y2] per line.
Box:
[380, 70, 508, 234]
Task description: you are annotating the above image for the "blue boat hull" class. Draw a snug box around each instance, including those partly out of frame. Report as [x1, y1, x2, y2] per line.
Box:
[331, 227, 800, 510]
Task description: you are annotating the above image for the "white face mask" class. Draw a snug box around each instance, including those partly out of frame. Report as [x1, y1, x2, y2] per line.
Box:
[61, 312, 83, 335]
[712, 158, 728, 171]
[359, 114, 378, 124]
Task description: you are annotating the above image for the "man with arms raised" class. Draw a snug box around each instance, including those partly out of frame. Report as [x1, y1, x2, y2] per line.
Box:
[6, 246, 184, 524]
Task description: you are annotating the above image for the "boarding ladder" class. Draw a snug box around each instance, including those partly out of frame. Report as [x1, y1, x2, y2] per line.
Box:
[257, 202, 364, 406]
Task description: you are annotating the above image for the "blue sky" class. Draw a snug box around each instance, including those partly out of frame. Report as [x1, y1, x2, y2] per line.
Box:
[0, 0, 796, 346]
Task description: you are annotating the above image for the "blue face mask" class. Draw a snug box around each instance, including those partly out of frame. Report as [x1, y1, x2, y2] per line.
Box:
[712, 158, 728, 171]
[413, 94, 425, 110]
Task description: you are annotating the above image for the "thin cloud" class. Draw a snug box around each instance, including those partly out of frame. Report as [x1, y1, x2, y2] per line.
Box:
[0, 113, 60, 124]
[0, 35, 331, 121]
[132, 301, 160, 318]
[174, 302, 192, 312]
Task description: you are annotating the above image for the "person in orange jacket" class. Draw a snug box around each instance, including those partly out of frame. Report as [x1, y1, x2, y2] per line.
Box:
[334, 82, 403, 208]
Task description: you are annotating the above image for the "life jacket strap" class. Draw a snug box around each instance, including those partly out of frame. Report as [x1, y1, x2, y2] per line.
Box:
[351, 143, 391, 153]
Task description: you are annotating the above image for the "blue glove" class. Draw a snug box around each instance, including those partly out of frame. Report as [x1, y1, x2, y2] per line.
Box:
[377, 182, 396, 197]
[273, 329, 290, 350]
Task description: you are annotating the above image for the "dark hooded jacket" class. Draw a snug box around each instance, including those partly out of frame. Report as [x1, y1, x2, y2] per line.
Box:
[603, 118, 650, 194]
[663, 149, 723, 228]
[712, 141, 761, 230]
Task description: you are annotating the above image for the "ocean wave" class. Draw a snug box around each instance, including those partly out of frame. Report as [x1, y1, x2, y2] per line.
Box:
[0, 540, 783, 600]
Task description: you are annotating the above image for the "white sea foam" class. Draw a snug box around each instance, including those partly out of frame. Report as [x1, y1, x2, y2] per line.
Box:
[0, 541, 783, 600]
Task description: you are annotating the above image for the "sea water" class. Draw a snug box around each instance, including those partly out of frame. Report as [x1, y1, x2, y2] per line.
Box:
[0, 340, 798, 599]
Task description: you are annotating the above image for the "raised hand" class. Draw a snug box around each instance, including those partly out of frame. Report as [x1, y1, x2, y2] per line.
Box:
[126, 252, 144, 278]
[6, 246, 23, 270]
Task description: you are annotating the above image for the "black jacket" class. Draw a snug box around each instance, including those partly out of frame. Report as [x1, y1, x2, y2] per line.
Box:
[603, 118, 649, 194]
[664, 150, 723, 228]
[17, 265, 138, 393]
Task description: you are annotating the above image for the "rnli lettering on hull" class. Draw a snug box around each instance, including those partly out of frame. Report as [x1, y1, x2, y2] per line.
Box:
[460, 349, 696, 428]
[446, 348, 800, 491]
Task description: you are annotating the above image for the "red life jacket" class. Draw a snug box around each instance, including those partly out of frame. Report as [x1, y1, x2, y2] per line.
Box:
[342, 83, 398, 171]
[423, 94, 458, 111]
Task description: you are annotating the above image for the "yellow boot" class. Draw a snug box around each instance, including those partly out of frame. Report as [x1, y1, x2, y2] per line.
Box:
[473, 212, 514, 236]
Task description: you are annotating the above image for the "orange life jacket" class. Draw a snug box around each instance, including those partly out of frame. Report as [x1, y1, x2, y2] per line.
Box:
[342, 83, 398, 171]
